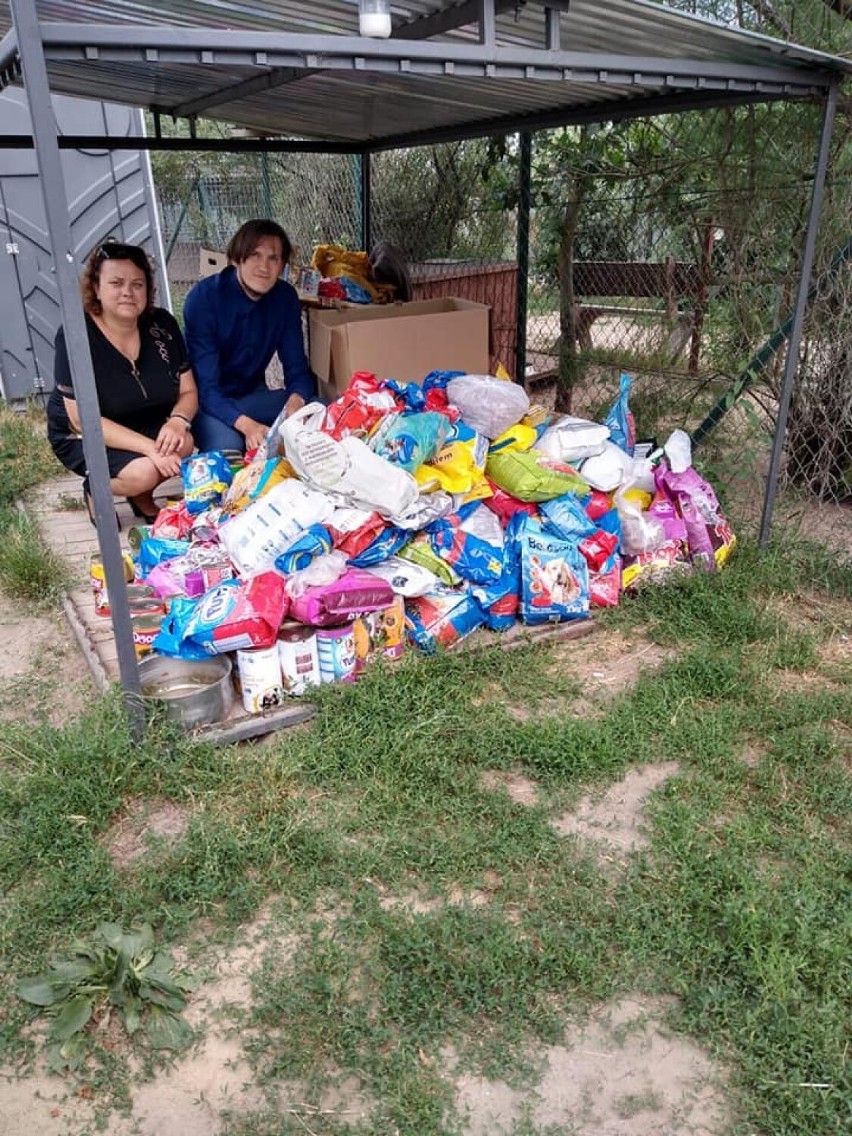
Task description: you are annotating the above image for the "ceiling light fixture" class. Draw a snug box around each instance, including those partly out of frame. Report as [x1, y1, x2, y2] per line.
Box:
[358, 0, 392, 39]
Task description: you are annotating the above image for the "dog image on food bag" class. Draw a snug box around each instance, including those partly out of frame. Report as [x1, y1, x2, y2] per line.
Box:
[528, 555, 580, 609]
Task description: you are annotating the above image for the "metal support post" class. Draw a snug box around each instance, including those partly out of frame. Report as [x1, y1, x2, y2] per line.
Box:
[759, 83, 838, 547]
[351, 153, 362, 247]
[261, 150, 272, 217]
[477, 0, 496, 45]
[515, 131, 532, 384]
[360, 150, 371, 252]
[10, 0, 145, 735]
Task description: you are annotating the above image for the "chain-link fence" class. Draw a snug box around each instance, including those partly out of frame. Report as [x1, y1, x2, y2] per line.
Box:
[519, 100, 852, 552]
[155, 151, 363, 318]
[152, 99, 851, 553]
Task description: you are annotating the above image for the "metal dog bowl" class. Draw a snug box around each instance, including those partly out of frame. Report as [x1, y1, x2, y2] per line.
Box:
[138, 654, 234, 729]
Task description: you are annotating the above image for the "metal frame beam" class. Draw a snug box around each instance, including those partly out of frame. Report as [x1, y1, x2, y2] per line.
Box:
[0, 85, 818, 155]
[0, 134, 365, 152]
[367, 86, 811, 153]
[164, 66, 306, 119]
[34, 24, 836, 91]
[515, 130, 532, 383]
[394, 0, 518, 40]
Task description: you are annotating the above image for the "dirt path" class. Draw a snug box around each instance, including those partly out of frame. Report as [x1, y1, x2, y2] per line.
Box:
[0, 589, 95, 726]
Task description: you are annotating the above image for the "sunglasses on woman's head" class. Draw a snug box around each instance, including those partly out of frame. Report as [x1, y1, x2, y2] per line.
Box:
[95, 241, 145, 261]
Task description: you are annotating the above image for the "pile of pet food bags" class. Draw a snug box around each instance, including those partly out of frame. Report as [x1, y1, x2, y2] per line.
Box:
[137, 369, 736, 712]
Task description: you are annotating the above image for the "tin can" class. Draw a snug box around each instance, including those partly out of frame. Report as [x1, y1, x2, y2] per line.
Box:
[236, 645, 285, 713]
[127, 595, 165, 620]
[126, 583, 161, 607]
[353, 596, 406, 674]
[278, 621, 321, 696]
[90, 551, 135, 617]
[316, 625, 357, 684]
[131, 610, 164, 659]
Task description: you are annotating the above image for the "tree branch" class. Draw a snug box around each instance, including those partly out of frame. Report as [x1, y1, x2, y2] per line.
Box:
[820, 0, 852, 21]
[748, 0, 792, 38]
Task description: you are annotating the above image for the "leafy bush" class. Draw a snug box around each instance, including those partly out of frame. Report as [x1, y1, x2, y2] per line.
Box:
[17, 922, 193, 1068]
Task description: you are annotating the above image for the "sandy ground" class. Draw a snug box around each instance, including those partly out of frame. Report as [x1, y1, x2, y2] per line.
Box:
[0, 589, 95, 726]
[0, 596, 728, 1136]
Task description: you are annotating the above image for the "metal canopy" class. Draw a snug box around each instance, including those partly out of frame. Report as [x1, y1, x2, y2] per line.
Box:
[2, 1, 850, 151]
[1, 0, 847, 733]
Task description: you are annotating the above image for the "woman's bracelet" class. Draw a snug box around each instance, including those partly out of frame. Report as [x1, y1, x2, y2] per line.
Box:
[169, 412, 192, 428]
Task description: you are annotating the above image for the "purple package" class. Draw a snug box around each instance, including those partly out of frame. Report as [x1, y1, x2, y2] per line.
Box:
[661, 465, 736, 570]
[289, 569, 395, 627]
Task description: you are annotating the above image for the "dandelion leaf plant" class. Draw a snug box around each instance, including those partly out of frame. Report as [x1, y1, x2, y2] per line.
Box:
[17, 922, 193, 1066]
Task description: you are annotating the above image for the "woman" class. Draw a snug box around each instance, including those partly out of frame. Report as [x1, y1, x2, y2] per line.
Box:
[47, 240, 198, 524]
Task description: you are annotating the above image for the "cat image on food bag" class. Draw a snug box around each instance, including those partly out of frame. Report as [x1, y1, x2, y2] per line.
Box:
[528, 555, 580, 609]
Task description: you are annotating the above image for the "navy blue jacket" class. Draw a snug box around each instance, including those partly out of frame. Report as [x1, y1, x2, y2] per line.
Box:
[184, 266, 316, 427]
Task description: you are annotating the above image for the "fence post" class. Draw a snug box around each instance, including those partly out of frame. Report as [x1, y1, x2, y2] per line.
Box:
[360, 151, 371, 252]
[164, 170, 201, 265]
[261, 151, 272, 217]
[515, 131, 532, 384]
[759, 83, 838, 547]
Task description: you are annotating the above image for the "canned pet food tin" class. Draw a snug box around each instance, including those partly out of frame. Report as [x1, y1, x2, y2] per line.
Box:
[316, 625, 357, 684]
[127, 595, 165, 619]
[353, 596, 406, 674]
[126, 584, 161, 607]
[131, 610, 164, 660]
[278, 621, 321, 696]
[236, 645, 285, 713]
[90, 552, 135, 616]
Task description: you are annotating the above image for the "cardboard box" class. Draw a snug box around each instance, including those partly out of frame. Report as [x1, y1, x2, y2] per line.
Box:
[199, 247, 227, 277]
[309, 297, 491, 400]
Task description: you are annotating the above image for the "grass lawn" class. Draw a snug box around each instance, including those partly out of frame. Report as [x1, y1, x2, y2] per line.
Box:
[0, 406, 849, 1135]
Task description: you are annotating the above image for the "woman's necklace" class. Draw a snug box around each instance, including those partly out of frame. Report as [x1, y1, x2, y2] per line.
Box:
[96, 317, 146, 397]
[128, 357, 147, 399]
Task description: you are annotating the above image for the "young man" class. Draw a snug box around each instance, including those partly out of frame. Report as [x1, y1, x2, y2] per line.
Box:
[184, 218, 316, 453]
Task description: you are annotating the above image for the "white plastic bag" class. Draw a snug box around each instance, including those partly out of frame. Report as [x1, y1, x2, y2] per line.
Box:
[663, 428, 693, 474]
[446, 375, 530, 440]
[537, 416, 610, 464]
[614, 481, 666, 556]
[286, 551, 348, 599]
[335, 436, 419, 517]
[281, 402, 347, 487]
[388, 490, 455, 531]
[579, 441, 634, 492]
[362, 556, 440, 597]
[281, 401, 419, 517]
[460, 502, 504, 552]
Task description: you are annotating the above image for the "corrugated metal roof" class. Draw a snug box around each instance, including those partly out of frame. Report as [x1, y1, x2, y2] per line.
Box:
[2, 1, 850, 148]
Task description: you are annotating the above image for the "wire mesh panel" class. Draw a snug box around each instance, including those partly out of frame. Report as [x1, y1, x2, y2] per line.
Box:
[154, 150, 361, 317]
[151, 98, 851, 553]
[517, 101, 851, 547]
[370, 143, 519, 374]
